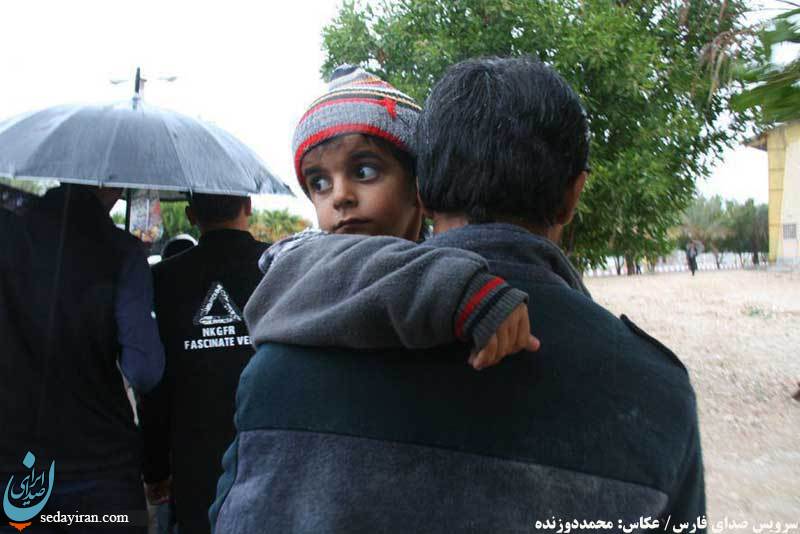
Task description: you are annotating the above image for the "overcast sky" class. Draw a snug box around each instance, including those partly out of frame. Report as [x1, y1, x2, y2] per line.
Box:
[1, 0, 784, 225]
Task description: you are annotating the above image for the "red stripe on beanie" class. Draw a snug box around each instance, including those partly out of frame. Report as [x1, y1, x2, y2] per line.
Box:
[299, 96, 403, 124]
[382, 98, 397, 119]
[454, 277, 505, 340]
[295, 124, 408, 189]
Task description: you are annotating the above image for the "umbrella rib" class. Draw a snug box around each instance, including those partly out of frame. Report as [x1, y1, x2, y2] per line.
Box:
[0, 108, 44, 136]
[194, 120, 254, 194]
[98, 110, 124, 186]
[156, 111, 194, 195]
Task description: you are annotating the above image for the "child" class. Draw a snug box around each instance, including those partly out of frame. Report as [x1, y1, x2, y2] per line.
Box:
[245, 65, 539, 369]
[292, 64, 424, 241]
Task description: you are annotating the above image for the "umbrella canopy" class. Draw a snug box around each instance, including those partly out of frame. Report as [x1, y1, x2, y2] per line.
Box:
[0, 101, 292, 199]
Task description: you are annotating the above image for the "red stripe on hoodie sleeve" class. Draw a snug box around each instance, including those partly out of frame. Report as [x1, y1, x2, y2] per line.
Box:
[454, 276, 504, 340]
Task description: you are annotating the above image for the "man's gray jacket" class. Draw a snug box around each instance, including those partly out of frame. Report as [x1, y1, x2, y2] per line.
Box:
[211, 223, 704, 533]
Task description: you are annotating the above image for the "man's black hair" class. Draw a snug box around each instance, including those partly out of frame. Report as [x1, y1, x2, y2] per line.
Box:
[416, 56, 590, 226]
[187, 193, 249, 225]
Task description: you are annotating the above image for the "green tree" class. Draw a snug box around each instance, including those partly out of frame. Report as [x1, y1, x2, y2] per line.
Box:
[160, 201, 200, 240]
[722, 199, 768, 265]
[248, 209, 311, 243]
[680, 195, 730, 268]
[753, 202, 769, 265]
[731, 6, 800, 123]
[322, 0, 755, 268]
[157, 204, 311, 244]
[0, 177, 54, 195]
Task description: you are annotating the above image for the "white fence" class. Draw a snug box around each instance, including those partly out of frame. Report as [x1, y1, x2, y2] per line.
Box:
[583, 251, 768, 277]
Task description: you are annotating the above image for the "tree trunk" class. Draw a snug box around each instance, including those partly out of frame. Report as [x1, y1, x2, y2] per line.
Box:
[625, 254, 637, 276]
[711, 246, 723, 269]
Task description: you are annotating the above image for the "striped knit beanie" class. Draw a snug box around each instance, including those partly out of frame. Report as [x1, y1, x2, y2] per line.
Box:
[292, 65, 422, 193]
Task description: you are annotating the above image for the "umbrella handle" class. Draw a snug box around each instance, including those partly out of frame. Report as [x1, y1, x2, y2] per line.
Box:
[125, 189, 132, 232]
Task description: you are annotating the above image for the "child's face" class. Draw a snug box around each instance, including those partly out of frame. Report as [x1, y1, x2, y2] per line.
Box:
[301, 134, 422, 240]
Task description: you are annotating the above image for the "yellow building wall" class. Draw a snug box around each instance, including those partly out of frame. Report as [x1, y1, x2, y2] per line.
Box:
[767, 129, 785, 262]
[780, 123, 800, 263]
[766, 121, 800, 263]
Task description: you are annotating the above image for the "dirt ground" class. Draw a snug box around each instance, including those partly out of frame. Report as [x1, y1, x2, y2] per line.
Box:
[585, 269, 800, 527]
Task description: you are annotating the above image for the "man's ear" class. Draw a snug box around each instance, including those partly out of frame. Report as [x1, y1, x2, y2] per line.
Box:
[556, 171, 588, 225]
[419, 193, 434, 220]
[414, 190, 425, 209]
[243, 197, 253, 217]
[185, 205, 198, 227]
[412, 178, 422, 208]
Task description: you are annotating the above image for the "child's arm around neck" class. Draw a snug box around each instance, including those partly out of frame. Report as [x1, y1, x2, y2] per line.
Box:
[244, 232, 532, 363]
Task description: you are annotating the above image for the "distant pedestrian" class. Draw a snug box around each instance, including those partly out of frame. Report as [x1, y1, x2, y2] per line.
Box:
[160, 233, 197, 260]
[687, 241, 699, 276]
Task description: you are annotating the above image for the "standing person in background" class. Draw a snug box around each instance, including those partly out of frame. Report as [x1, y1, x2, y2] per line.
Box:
[687, 241, 699, 276]
[0, 184, 164, 533]
[160, 234, 197, 260]
[138, 193, 267, 534]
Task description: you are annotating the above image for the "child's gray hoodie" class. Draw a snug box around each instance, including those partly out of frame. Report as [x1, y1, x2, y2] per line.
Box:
[244, 230, 529, 352]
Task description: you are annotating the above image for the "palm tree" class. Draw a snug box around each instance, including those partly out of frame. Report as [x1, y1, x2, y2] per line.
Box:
[249, 209, 310, 243]
[732, 6, 800, 123]
[680, 196, 731, 268]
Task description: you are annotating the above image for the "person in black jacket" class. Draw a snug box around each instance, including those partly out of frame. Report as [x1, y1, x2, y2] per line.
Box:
[1, 184, 164, 533]
[687, 241, 699, 276]
[138, 193, 267, 534]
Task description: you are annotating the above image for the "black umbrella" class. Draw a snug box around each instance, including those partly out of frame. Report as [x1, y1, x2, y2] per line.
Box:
[0, 68, 292, 227]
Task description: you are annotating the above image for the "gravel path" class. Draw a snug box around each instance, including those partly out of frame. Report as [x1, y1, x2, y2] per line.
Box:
[585, 269, 800, 526]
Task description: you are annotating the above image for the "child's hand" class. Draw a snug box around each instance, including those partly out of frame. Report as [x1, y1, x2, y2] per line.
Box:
[145, 478, 172, 505]
[467, 303, 540, 370]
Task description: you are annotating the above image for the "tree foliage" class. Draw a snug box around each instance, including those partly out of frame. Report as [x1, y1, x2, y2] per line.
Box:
[680, 195, 730, 266]
[322, 0, 756, 267]
[0, 177, 54, 196]
[248, 209, 310, 243]
[159, 203, 310, 244]
[160, 201, 200, 240]
[731, 6, 800, 123]
[678, 195, 768, 267]
[721, 198, 768, 264]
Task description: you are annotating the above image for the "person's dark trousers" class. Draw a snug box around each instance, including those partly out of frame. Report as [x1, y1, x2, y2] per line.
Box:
[152, 497, 176, 534]
[0, 476, 147, 533]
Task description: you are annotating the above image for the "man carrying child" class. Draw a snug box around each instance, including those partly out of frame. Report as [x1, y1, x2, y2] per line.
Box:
[212, 57, 704, 533]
